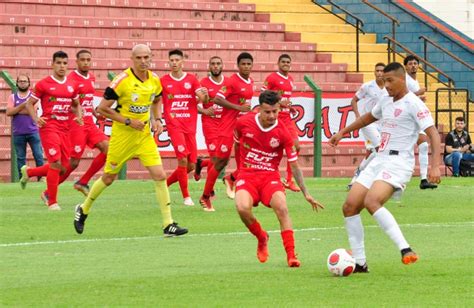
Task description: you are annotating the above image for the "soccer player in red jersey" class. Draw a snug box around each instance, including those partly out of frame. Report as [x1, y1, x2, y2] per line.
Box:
[261, 54, 301, 192]
[193, 56, 229, 211]
[161, 49, 209, 206]
[199, 52, 253, 209]
[234, 90, 324, 267]
[20, 51, 83, 210]
[40, 50, 109, 204]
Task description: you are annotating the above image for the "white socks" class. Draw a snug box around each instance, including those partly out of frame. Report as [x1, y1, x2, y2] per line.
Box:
[418, 142, 429, 180]
[345, 214, 366, 266]
[373, 207, 409, 250]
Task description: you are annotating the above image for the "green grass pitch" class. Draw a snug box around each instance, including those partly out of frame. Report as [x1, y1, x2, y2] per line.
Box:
[1, 177, 473, 306]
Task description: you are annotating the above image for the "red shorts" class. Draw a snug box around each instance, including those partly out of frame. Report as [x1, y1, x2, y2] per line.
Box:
[214, 134, 234, 159]
[202, 123, 218, 157]
[279, 112, 299, 140]
[168, 130, 197, 163]
[235, 172, 285, 207]
[70, 122, 108, 159]
[39, 127, 71, 164]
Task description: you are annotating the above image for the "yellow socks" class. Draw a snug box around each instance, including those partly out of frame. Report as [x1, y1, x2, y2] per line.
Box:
[155, 180, 173, 227]
[82, 177, 108, 214]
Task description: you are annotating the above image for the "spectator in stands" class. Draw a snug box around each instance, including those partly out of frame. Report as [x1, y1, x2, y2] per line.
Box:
[6, 74, 44, 179]
[444, 116, 474, 176]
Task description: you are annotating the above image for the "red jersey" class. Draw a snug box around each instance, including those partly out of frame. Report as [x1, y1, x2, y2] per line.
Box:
[31, 75, 79, 130]
[216, 73, 254, 137]
[161, 73, 203, 134]
[261, 72, 294, 113]
[200, 75, 228, 136]
[234, 112, 297, 174]
[68, 70, 96, 125]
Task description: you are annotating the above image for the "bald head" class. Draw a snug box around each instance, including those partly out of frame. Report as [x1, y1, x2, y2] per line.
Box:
[131, 44, 152, 74]
[132, 44, 151, 56]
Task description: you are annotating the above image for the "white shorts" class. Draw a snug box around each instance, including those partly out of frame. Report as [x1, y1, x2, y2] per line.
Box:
[360, 123, 381, 150]
[356, 154, 414, 191]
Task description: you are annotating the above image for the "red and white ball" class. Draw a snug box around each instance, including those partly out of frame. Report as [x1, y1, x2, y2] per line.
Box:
[327, 248, 356, 277]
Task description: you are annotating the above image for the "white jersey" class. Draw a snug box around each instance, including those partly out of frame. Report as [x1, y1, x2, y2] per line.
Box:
[405, 73, 420, 93]
[372, 92, 434, 162]
[355, 80, 388, 114]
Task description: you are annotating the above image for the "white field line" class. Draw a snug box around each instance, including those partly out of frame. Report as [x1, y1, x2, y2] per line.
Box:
[1, 222, 472, 248]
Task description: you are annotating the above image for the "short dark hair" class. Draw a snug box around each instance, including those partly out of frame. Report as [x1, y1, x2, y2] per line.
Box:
[278, 54, 291, 62]
[259, 90, 280, 106]
[52, 51, 68, 62]
[237, 52, 253, 65]
[455, 116, 465, 122]
[169, 49, 184, 58]
[76, 49, 91, 58]
[383, 62, 405, 74]
[403, 55, 419, 66]
[375, 62, 385, 68]
[209, 56, 222, 64]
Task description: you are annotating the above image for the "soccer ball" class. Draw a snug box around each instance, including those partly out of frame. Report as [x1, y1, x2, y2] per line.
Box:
[327, 248, 356, 277]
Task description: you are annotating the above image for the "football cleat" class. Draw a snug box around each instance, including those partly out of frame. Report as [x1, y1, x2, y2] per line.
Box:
[353, 263, 370, 273]
[163, 222, 188, 237]
[74, 181, 90, 196]
[40, 191, 50, 206]
[19, 165, 29, 190]
[257, 232, 269, 263]
[48, 203, 61, 211]
[199, 195, 215, 212]
[287, 256, 301, 268]
[223, 175, 235, 199]
[183, 197, 195, 206]
[193, 157, 203, 182]
[283, 180, 301, 192]
[401, 248, 419, 264]
[419, 179, 437, 190]
[74, 204, 88, 234]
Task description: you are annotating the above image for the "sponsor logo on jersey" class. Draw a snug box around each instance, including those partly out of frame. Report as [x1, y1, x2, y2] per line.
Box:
[270, 137, 280, 148]
[129, 105, 149, 114]
[245, 133, 254, 138]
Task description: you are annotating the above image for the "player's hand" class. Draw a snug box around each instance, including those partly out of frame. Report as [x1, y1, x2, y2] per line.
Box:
[74, 116, 84, 126]
[201, 107, 215, 117]
[36, 117, 47, 128]
[328, 132, 343, 147]
[304, 193, 325, 212]
[130, 119, 145, 131]
[198, 87, 209, 97]
[151, 119, 163, 134]
[239, 103, 251, 112]
[428, 166, 441, 185]
[280, 99, 291, 108]
[419, 95, 427, 102]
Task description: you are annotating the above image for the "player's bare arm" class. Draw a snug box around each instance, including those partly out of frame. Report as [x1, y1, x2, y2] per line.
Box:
[329, 112, 377, 147]
[197, 105, 215, 117]
[196, 87, 209, 104]
[71, 97, 83, 126]
[290, 161, 325, 212]
[150, 96, 163, 134]
[97, 98, 145, 131]
[214, 96, 251, 112]
[24, 96, 46, 127]
[350, 96, 361, 118]
[425, 125, 441, 184]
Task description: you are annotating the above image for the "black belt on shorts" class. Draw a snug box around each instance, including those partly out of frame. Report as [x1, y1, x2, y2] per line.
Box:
[389, 150, 399, 156]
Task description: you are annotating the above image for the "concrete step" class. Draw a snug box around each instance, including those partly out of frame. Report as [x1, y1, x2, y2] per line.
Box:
[270, 12, 346, 24]
[285, 23, 356, 33]
[301, 32, 377, 44]
[240, 0, 312, 4]
[254, 4, 330, 14]
[311, 43, 387, 53]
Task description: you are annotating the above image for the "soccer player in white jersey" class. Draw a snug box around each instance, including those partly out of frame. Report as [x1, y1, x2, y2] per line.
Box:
[329, 62, 441, 272]
[404, 55, 437, 189]
[348, 63, 388, 188]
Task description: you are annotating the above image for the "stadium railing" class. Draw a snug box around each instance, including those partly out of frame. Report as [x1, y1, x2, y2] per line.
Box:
[304, 75, 322, 177]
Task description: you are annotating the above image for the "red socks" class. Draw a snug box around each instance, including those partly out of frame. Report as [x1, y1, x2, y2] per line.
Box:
[46, 167, 60, 205]
[201, 159, 210, 168]
[78, 152, 106, 185]
[248, 220, 267, 242]
[281, 229, 296, 258]
[27, 164, 50, 178]
[203, 165, 219, 197]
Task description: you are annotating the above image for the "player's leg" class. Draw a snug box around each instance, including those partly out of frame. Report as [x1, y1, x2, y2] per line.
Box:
[268, 190, 300, 267]
[417, 133, 437, 189]
[342, 182, 369, 272]
[222, 140, 237, 199]
[365, 180, 418, 264]
[75, 139, 108, 195]
[283, 116, 301, 192]
[235, 186, 269, 263]
[200, 155, 225, 211]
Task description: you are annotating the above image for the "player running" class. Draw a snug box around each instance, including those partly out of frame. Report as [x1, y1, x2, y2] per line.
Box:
[329, 62, 441, 272]
[348, 63, 387, 189]
[73, 44, 187, 237]
[261, 54, 301, 192]
[20, 51, 83, 211]
[199, 52, 253, 208]
[234, 90, 324, 267]
[161, 49, 209, 206]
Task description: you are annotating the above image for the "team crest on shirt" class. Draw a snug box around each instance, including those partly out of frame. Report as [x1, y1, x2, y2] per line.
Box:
[184, 82, 191, 90]
[67, 86, 74, 93]
[74, 145, 82, 153]
[221, 145, 228, 152]
[178, 145, 185, 152]
[131, 93, 139, 102]
[209, 143, 216, 151]
[236, 179, 245, 187]
[270, 137, 280, 148]
[382, 171, 392, 179]
[48, 148, 57, 156]
[394, 108, 403, 117]
[109, 161, 118, 170]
